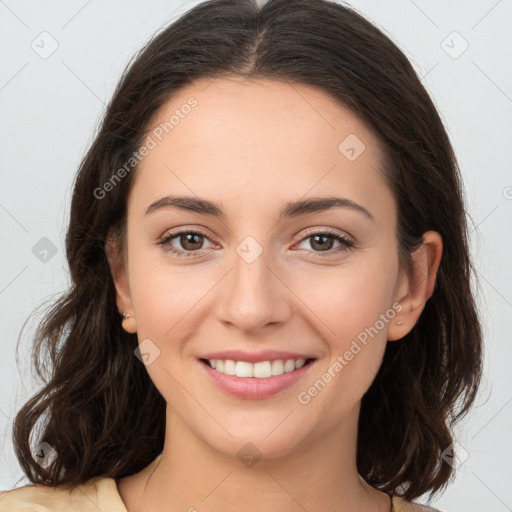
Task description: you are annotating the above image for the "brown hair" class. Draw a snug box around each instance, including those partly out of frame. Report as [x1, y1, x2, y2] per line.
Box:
[12, 0, 483, 501]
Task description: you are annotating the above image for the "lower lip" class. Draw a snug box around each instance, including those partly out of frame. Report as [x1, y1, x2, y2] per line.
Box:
[198, 359, 316, 400]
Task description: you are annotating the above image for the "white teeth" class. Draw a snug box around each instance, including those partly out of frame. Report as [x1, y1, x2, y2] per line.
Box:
[235, 361, 253, 378]
[224, 360, 236, 376]
[284, 359, 296, 372]
[253, 361, 272, 378]
[271, 360, 284, 375]
[206, 358, 308, 378]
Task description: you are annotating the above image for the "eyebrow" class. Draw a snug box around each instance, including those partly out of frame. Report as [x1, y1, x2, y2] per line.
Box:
[144, 195, 374, 221]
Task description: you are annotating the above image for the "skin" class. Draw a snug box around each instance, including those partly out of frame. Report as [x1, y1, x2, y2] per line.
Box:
[108, 76, 443, 512]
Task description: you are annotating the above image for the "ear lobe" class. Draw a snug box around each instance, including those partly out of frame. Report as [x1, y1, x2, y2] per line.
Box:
[387, 231, 443, 341]
[105, 235, 133, 317]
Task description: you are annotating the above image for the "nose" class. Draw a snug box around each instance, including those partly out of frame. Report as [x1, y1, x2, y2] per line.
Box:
[216, 245, 293, 333]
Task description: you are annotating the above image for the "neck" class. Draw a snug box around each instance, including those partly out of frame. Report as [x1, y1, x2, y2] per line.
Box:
[119, 403, 391, 512]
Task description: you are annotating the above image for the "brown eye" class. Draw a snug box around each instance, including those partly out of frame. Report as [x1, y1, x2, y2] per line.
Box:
[178, 232, 204, 251]
[157, 229, 215, 257]
[309, 234, 336, 251]
[295, 229, 355, 258]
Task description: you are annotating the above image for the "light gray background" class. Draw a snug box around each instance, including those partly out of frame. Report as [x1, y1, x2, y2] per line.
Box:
[1, 1, 511, 511]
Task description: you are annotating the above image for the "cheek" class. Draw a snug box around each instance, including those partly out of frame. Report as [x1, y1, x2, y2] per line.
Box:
[288, 256, 397, 402]
[127, 242, 216, 342]
[288, 254, 398, 344]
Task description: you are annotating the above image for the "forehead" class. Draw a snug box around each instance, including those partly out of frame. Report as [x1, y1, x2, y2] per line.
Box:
[144, 76, 375, 157]
[130, 76, 394, 223]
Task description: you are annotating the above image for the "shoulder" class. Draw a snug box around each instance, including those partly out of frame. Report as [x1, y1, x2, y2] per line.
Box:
[393, 496, 442, 511]
[0, 476, 127, 512]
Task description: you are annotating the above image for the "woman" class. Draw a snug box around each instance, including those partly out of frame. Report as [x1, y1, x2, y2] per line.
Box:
[0, 0, 482, 510]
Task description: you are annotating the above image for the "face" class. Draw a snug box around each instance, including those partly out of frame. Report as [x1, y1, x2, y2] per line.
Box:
[111, 76, 415, 460]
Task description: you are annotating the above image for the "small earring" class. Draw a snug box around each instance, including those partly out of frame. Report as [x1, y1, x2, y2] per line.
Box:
[396, 322, 403, 326]
[121, 312, 137, 333]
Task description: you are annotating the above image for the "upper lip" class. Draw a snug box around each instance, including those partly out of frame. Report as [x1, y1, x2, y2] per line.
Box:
[199, 349, 316, 364]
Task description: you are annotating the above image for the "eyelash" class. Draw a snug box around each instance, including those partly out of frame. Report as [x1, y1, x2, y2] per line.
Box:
[157, 227, 355, 259]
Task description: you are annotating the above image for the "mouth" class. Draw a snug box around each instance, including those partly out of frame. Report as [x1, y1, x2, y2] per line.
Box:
[198, 357, 318, 400]
[199, 357, 316, 377]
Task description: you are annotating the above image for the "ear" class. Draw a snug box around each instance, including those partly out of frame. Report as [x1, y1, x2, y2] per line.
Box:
[387, 231, 443, 341]
[105, 234, 136, 333]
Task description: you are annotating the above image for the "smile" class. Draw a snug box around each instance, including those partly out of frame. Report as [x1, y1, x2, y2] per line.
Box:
[201, 358, 311, 377]
[198, 357, 317, 400]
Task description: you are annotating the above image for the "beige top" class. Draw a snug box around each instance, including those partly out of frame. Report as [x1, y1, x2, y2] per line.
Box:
[0, 481, 441, 511]
[0, 456, 441, 512]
